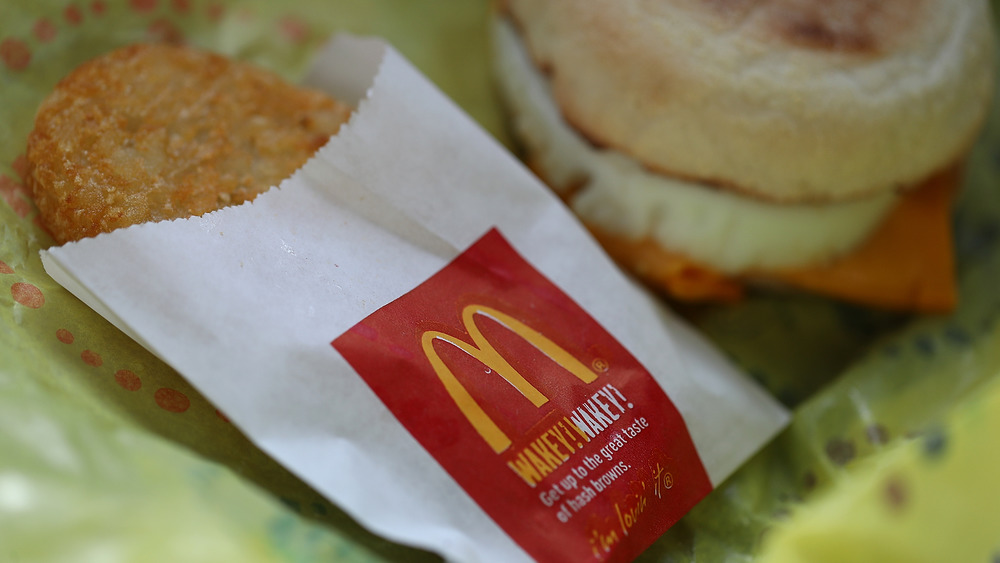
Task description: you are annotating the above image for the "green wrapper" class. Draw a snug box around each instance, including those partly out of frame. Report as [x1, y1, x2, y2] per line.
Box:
[1, 1, 998, 561]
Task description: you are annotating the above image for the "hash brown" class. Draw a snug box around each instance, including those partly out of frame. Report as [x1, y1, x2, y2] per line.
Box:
[26, 43, 353, 243]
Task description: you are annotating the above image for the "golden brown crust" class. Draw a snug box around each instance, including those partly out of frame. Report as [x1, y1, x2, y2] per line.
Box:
[27, 43, 352, 244]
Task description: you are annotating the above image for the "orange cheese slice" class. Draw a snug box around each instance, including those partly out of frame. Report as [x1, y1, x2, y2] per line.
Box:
[586, 166, 960, 313]
[768, 166, 959, 313]
[589, 229, 746, 303]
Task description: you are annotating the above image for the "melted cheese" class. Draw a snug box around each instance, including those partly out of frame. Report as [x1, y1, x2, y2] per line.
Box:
[769, 166, 959, 312]
[589, 166, 960, 313]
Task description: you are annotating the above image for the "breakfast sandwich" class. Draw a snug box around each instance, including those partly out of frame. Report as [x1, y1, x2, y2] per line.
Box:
[492, 0, 997, 311]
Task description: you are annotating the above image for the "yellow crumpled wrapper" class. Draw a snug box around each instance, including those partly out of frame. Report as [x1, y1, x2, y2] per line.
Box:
[1, 0, 998, 561]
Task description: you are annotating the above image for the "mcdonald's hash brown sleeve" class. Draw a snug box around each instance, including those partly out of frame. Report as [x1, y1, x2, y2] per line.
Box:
[333, 228, 712, 561]
[40, 36, 789, 562]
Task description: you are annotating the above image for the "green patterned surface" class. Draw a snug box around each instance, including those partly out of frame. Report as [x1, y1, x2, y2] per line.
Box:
[1, 1, 998, 561]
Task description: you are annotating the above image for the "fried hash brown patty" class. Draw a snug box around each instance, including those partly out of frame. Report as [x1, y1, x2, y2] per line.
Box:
[26, 43, 353, 244]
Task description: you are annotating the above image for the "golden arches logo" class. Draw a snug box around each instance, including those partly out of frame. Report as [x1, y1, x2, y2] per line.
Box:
[421, 304, 598, 453]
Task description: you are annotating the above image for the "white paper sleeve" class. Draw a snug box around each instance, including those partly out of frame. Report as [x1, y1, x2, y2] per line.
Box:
[41, 36, 788, 562]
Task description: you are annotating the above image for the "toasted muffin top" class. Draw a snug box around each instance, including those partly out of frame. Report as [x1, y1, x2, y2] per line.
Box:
[501, 0, 996, 202]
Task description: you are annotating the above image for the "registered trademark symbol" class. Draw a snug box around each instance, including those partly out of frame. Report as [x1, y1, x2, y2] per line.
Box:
[592, 358, 609, 372]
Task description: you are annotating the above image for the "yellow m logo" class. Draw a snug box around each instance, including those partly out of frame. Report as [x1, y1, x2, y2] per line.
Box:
[421, 304, 598, 454]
